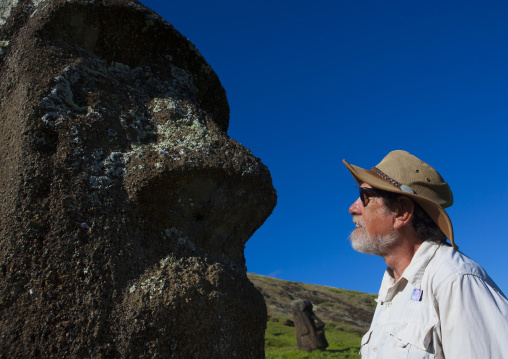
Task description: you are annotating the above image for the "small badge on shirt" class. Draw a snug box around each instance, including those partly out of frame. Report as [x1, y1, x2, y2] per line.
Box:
[411, 289, 423, 301]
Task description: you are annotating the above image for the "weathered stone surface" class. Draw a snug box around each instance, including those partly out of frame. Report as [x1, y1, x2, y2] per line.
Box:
[0, 0, 277, 357]
[291, 299, 329, 352]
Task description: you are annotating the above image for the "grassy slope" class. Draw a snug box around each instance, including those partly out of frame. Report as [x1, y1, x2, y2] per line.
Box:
[247, 273, 377, 359]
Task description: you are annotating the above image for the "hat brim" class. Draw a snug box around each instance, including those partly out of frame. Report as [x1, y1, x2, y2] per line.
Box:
[343, 159, 455, 249]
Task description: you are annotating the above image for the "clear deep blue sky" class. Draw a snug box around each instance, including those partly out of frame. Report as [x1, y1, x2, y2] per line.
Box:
[139, 0, 508, 294]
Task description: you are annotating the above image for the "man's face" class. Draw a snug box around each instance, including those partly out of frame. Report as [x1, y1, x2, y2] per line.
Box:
[348, 183, 399, 255]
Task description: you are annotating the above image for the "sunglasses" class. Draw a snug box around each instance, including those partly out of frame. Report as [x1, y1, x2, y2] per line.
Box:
[359, 187, 396, 207]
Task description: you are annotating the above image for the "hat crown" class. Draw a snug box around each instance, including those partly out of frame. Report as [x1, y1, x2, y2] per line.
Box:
[376, 150, 453, 208]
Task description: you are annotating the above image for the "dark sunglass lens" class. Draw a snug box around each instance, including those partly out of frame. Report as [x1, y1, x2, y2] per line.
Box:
[359, 188, 367, 206]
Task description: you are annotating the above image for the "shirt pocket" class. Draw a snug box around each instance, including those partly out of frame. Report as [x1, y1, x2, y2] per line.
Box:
[389, 322, 436, 359]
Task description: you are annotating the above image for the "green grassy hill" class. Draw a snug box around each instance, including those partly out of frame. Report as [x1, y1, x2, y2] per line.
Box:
[247, 273, 376, 359]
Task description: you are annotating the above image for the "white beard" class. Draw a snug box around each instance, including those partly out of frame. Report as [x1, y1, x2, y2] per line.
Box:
[349, 219, 399, 256]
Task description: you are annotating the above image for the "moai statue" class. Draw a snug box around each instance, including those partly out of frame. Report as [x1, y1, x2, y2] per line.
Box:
[291, 299, 329, 352]
[0, 0, 276, 357]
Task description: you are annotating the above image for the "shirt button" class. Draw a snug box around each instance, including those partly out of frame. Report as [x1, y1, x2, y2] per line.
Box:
[373, 346, 378, 352]
[386, 301, 392, 307]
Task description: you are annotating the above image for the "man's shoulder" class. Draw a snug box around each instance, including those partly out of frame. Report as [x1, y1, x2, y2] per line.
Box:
[426, 242, 490, 283]
[424, 242, 508, 304]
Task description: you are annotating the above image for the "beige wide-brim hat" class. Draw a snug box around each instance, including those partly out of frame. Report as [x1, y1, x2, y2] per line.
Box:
[343, 150, 456, 249]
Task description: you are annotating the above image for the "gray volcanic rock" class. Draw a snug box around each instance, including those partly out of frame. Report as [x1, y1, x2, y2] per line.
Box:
[0, 0, 277, 357]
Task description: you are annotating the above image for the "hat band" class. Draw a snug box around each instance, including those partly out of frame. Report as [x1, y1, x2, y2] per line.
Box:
[370, 167, 403, 189]
[371, 167, 417, 195]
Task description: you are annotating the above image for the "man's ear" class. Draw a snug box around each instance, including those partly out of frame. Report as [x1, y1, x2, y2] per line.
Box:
[393, 196, 414, 229]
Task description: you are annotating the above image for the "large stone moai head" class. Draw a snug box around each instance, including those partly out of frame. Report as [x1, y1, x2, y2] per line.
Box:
[291, 299, 329, 352]
[0, 1, 277, 357]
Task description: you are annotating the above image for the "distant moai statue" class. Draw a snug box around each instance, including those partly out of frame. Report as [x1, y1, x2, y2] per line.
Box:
[291, 299, 329, 352]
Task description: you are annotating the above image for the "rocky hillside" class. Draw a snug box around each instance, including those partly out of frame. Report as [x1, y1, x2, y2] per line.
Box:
[248, 273, 376, 334]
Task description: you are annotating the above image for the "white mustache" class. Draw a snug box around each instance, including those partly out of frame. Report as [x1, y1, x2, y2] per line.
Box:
[353, 216, 364, 228]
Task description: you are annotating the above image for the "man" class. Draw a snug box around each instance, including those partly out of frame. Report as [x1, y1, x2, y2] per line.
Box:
[343, 150, 508, 358]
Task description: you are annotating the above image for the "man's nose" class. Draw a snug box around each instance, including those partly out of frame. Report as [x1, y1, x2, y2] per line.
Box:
[349, 197, 362, 215]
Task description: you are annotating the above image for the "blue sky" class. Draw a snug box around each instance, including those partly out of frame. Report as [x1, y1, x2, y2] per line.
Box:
[139, 0, 508, 294]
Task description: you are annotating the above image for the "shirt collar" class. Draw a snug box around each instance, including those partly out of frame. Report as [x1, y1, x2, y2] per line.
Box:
[378, 241, 441, 302]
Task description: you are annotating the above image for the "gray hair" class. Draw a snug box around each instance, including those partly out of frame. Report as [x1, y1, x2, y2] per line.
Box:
[382, 195, 446, 242]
